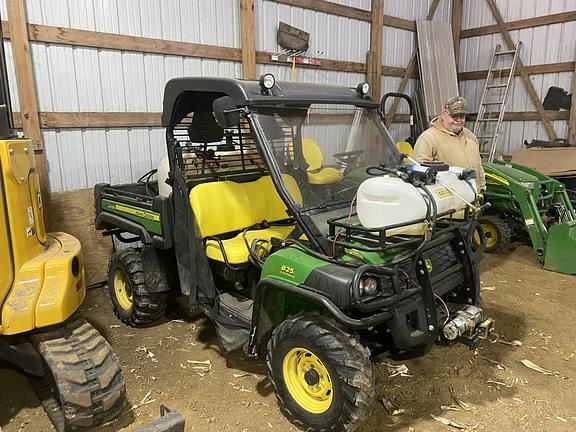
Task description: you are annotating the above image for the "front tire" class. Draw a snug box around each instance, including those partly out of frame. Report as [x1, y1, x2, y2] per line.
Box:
[476, 215, 512, 253]
[108, 248, 168, 327]
[266, 314, 374, 432]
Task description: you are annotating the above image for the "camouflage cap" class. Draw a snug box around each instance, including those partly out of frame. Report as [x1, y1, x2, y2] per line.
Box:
[444, 96, 467, 115]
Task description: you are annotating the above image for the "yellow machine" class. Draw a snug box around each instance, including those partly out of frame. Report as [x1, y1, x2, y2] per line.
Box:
[0, 27, 126, 431]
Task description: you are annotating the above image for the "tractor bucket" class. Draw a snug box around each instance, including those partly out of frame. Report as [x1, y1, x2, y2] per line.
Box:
[543, 220, 576, 274]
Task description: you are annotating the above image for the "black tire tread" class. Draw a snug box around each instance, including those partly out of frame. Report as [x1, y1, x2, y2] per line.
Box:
[480, 214, 512, 253]
[32, 320, 126, 430]
[266, 313, 374, 432]
[108, 248, 168, 327]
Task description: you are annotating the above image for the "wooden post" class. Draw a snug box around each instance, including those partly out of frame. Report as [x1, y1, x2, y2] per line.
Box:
[569, 62, 576, 145]
[485, 0, 558, 141]
[368, 0, 384, 101]
[451, 0, 462, 70]
[7, 0, 48, 201]
[385, 0, 440, 127]
[240, 0, 256, 80]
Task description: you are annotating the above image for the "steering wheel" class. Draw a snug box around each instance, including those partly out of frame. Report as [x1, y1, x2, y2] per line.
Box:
[333, 150, 364, 165]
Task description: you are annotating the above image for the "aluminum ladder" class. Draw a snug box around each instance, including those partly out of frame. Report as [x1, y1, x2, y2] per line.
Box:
[473, 42, 522, 162]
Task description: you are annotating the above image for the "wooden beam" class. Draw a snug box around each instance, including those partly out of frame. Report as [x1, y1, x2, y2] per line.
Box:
[266, 0, 371, 22]
[240, 0, 256, 79]
[458, 61, 575, 81]
[467, 111, 569, 122]
[382, 15, 414, 32]
[385, 0, 441, 127]
[485, 0, 557, 141]
[6, 0, 48, 202]
[6, 3, 41, 149]
[368, 0, 384, 100]
[390, 111, 569, 124]
[451, 0, 462, 70]
[255, 50, 367, 73]
[1, 21, 241, 61]
[1, 20, 416, 81]
[461, 11, 576, 39]
[8, 110, 567, 130]
[569, 62, 576, 145]
[12, 112, 161, 129]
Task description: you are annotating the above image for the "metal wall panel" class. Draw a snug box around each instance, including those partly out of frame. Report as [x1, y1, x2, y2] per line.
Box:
[23, 0, 240, 47]
[3, 41, 19, 112]
[255, 0, 370, 63]
[2, 0, 448, 192]
[384, 0, 451, 23]
[460, 0, 576, 154]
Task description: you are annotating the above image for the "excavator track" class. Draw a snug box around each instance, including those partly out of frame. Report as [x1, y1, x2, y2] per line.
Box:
[31, 319, 126, 431]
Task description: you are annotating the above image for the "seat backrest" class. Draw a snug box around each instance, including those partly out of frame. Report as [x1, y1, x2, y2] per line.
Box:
[189, 175, 302, 238]
[188, 111, 224, 143]
[396, 141, 415, 158]
[302, 138, 324, 171]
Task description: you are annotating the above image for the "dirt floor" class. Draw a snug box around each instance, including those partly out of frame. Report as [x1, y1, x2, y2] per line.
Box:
[2, 243, 576, 432]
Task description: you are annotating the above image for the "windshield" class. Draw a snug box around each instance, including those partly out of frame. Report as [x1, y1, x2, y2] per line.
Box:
[253, 104, 400, 231]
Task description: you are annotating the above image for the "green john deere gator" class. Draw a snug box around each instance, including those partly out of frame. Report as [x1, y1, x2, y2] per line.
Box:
[481, 160, 576, 274]
[94, 74, 493, 432]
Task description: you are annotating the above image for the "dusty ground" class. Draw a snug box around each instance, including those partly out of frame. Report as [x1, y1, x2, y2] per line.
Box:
[1, 243, 576, 432]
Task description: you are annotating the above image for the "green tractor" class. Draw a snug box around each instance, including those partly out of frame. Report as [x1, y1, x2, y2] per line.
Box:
[481, 160, 576, 274]
[95, 75, 493, 431]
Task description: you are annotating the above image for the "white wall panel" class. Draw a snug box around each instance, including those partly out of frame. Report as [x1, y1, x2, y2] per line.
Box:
[23, 0, 239, 47]
[3, 41, 19, 112]
[8, 0, 571, 190]
[43, 127, 166, 192]
[255, 0, 370, 63]
[384, 0, 451, 23]
[460, 0, 576, 155]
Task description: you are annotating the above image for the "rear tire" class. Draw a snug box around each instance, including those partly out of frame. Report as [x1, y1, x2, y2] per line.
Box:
[266, 313, 374, 432]
[108, 248, 168, 327]
[476, 215, 512, 253]
[32, 320, 126, 431]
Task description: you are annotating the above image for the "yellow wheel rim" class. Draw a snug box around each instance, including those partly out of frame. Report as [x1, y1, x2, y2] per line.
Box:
[480, 223, 498, 249]
[282, 347, 334, 414]
[113, 269, 133, 311]
[472, 229, 482, 246]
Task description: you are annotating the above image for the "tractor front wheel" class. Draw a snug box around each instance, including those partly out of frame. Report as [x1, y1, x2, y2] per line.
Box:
[476, 215, 512, 253]
[266, 313, 374, 432]
[108, 248, 168, 327]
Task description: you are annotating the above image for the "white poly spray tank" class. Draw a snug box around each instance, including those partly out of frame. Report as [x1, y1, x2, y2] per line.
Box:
[157, 157, 171, 197]
[356, 164, 477, 236]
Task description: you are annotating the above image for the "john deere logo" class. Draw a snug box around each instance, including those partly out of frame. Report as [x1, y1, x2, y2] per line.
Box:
[425, 259, 433, 273]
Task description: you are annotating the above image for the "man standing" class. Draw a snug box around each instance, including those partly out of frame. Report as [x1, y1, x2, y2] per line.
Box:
[414, 96, 486, 193]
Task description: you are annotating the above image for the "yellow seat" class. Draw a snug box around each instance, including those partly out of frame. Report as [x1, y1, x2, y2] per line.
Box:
[302, 138, 344, 185]
[396, 141, 415, 159]
[189, 175, 302, 265]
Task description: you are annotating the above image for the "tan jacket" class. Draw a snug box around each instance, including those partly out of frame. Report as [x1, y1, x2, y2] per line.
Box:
[414, 117, 486, 191]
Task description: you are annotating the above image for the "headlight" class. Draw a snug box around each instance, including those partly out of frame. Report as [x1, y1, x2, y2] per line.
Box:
[519, 182, 534, 189]
[259, 73, 276, 91]
[356, 82, 370, 97]
[359, 277, 379, 296]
